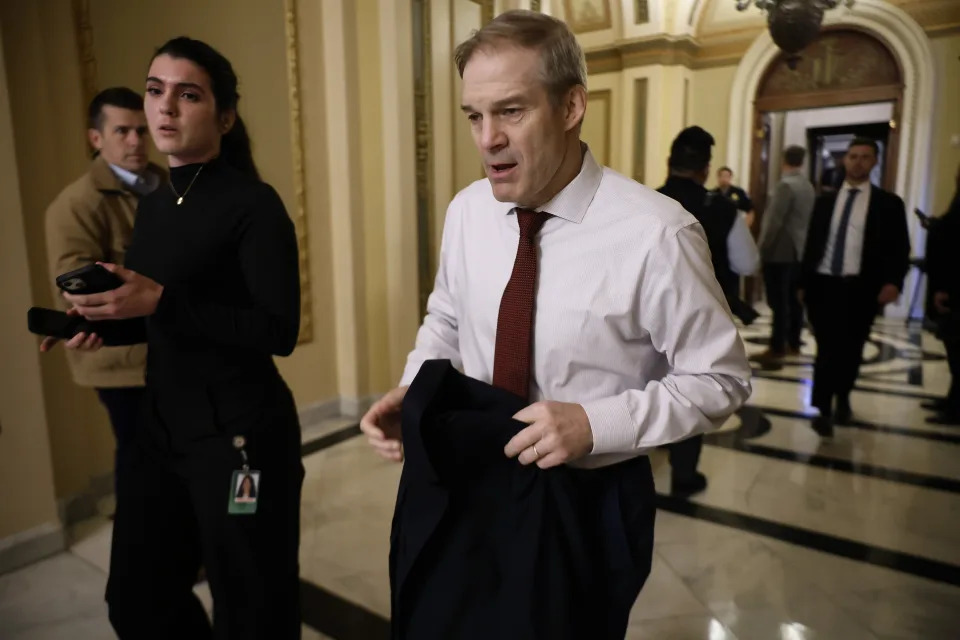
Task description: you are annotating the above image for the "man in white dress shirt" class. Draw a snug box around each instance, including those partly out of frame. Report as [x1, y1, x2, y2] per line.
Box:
[362, 6, 749, 554]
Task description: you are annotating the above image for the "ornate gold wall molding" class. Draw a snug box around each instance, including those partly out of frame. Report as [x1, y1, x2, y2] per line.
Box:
[71, 0, 98, 124]
[635, 1, 649, 25]
[413, 0, 435, 316]
[585, 34, 756, 74]
[632, 78, 647, 184]
[284, 0, 313, 343]
[479, 0, 494, 24]
[586, 89, 612, 165]
[886, 0, 960, 37]
[564, 0, 613, 34]
[927, 23, 960, 38]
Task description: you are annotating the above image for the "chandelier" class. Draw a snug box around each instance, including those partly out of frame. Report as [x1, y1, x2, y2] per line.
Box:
[736, 0, 855, 69]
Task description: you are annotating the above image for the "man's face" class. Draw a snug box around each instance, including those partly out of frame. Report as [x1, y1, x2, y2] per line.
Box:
[145, 54, 232, 166]
[843, 144, 878, 184]
[717, 169, 732, 189]
[88, 106, 149, 173]
[461, 45, 584, 207]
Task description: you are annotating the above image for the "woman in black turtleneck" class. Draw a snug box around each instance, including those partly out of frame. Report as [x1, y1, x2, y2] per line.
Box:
[51, 37, 304, 639]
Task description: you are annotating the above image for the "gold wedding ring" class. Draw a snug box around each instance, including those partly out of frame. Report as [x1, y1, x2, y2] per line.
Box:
[533, 443, 541, 458]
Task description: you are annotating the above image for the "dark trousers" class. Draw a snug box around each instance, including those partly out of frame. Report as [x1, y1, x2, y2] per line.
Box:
[106, 430, 305, 639]
[667, 434, 703, 482]
[727, 295, 757, 324]
[96, 386, 146, 493]
[763, 262, 804, 352]
[805, 274, 877, 416]
[945, 340, 960, 415]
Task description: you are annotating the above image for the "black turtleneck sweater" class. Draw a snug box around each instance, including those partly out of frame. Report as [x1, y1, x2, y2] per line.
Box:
[117, 157, 301, 444]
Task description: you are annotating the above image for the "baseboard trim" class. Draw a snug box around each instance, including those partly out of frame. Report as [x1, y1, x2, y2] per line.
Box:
[339, 395, 379, 418]
[57, 471, 114, 528]
[0, 521, 65, 575]
[298, 396, 343, 428]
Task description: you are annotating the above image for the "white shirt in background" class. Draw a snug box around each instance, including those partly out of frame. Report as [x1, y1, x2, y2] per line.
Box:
[819, 181, 872, 276]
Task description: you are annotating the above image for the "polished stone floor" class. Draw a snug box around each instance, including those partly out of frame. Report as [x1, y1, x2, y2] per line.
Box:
[3, 313, 960, 639]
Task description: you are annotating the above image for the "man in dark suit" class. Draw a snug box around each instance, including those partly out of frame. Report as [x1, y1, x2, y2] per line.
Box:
[800, 137, 910, 437]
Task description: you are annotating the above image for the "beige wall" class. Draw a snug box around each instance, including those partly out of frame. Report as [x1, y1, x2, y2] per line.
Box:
[0, 0, 117, 501]
[356, 0, 392, 393]
[0, 20, 60, 545]
[930, 33, 960, 216]
[689, 65, 738, 189]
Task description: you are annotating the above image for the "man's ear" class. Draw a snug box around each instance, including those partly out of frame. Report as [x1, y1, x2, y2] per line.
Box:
[564, 85, 587, 133]
[88, 128, 103, 152]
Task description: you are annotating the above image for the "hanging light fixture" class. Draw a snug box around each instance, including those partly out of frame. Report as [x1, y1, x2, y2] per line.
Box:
[736, 0, 855, 69]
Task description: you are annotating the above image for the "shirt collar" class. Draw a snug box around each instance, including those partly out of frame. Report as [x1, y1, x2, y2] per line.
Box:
[502, 143, 602, 224]
[108, 163, 160, 195]
[108, 163, 141, 187]
[842, 180, 870, 193]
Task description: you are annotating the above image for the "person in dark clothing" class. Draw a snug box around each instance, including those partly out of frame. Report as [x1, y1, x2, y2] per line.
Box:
[657, 126, 759, 496]
[755, 145, 816, 361]
[712, 166, 754, 213]
[40, 37, 303, 640]
[660, 130, 760, 330]
[800, 138, 910, 437]
[924, 164, 960, 425]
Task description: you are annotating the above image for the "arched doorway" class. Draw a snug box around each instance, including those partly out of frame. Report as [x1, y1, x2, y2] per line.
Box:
[748, 28, 904, 227]
[727, 0, 936, 318]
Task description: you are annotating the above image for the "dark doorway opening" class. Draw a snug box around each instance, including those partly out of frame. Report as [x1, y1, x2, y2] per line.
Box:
[806, 120, 891, 196]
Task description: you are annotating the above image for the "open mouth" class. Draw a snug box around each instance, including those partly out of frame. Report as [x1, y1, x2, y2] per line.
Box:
[489, 163, 517, 177]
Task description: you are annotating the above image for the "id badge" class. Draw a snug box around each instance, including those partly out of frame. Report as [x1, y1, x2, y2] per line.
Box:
[228, 469, 260, 515]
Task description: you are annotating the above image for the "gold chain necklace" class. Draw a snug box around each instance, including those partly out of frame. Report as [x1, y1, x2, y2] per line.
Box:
[168, 163, 206, 205]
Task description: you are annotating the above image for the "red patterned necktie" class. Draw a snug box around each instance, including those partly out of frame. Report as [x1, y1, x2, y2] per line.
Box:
[492, 208, 551, 400]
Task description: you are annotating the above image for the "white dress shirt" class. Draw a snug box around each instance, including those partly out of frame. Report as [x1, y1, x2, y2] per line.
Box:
[109, 163, 160, 196]
[818, 181, 872, 276]
[400, 147, 752, 469]
[727, 212, 760, 275]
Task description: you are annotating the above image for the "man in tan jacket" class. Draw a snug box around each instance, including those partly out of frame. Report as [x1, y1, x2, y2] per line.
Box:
[45, 87, 165, 490]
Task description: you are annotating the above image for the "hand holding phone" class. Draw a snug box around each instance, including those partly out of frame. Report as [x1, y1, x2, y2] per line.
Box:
[27, 307, 103, 352]
[56, 263, 124, 295]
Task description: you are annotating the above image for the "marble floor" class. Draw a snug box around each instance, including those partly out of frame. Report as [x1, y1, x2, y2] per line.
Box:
[4, 313, 960, 639]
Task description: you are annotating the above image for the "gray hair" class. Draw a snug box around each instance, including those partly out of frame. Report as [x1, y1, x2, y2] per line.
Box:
[454, 10, 587, 106]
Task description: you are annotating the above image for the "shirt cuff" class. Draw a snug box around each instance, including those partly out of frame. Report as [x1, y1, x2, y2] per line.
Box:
[581, 395, 637, 455]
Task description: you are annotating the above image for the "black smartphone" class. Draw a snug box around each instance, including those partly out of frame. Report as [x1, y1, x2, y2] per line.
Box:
[27, 307, 90, 341]
[26, 307, 142, 346]
[56, 263, 124, 295]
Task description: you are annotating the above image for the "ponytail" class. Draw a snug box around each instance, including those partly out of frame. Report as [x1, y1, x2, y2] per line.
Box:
[222, 115, 260, 181]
